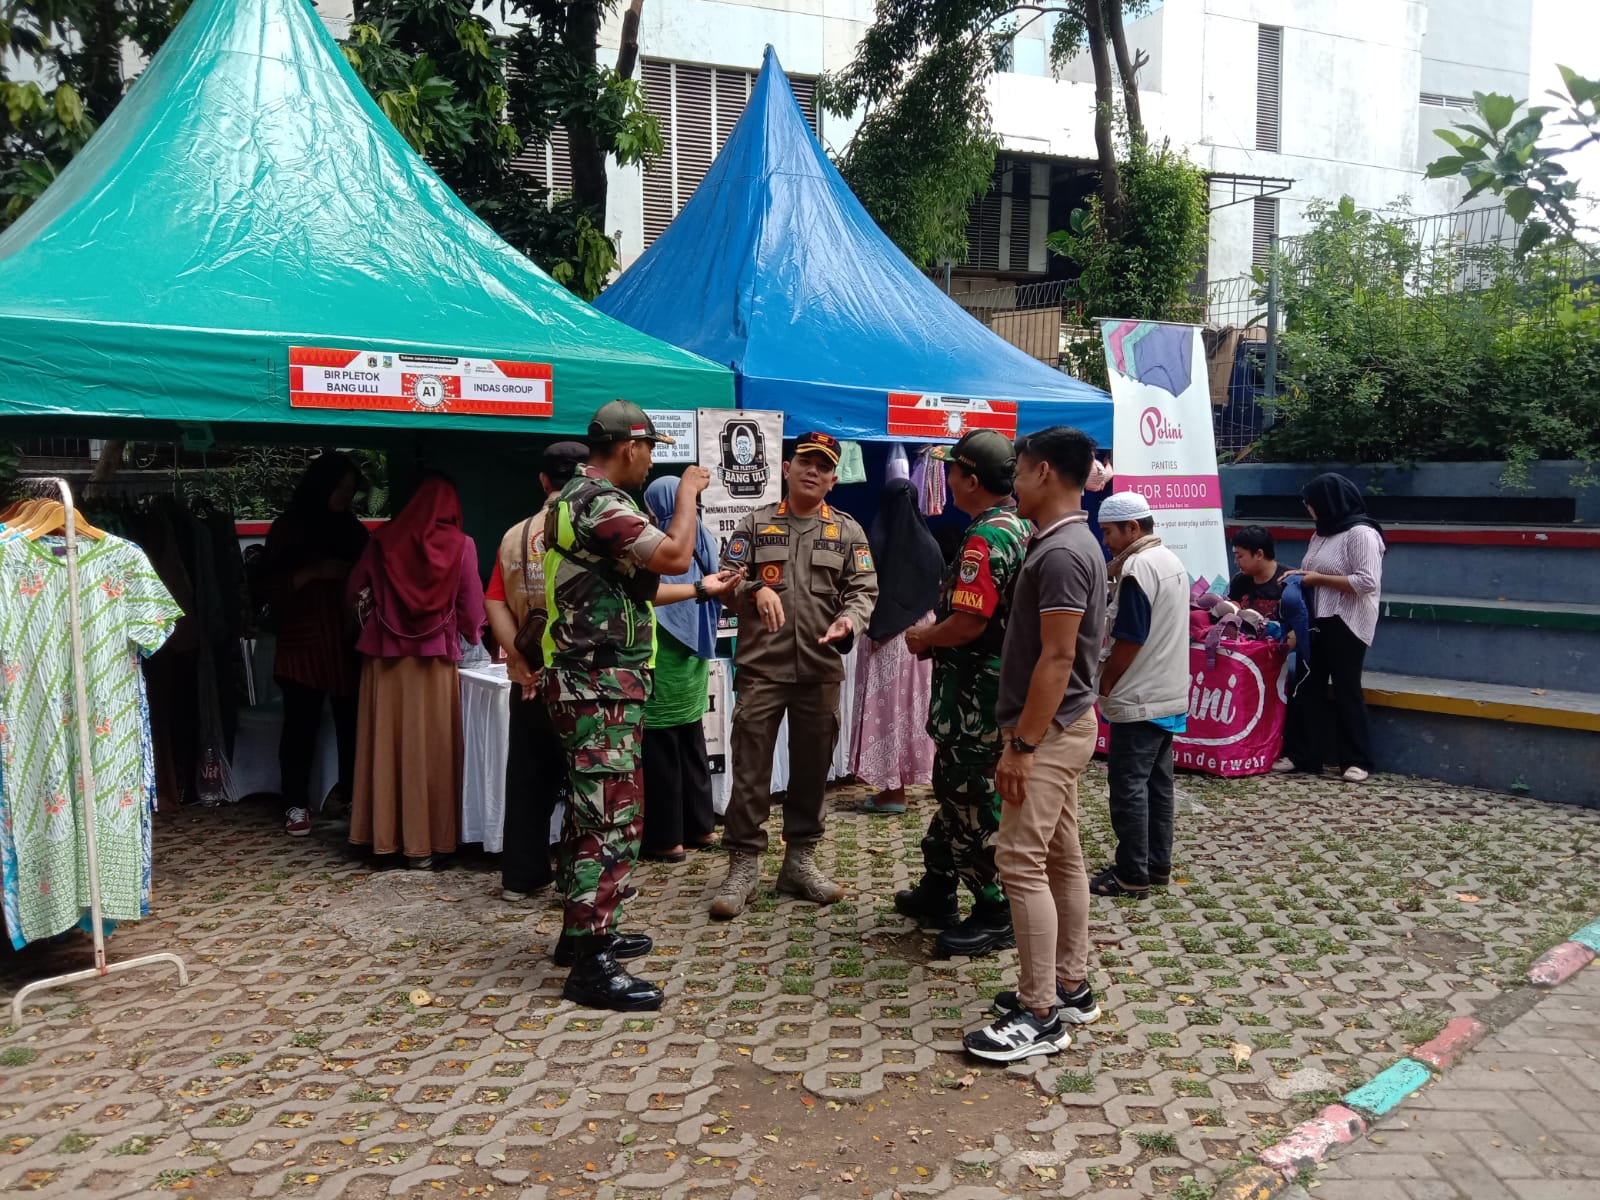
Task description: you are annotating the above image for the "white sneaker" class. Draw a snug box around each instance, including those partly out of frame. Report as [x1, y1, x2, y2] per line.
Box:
[962, 1006, 1072, 1062]
[1342, 766, 1370, 783]
[501, 888, 530, 902]
[1271, 757, 1296, 774]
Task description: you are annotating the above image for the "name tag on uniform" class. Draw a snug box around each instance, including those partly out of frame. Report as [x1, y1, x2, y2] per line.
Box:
[815, 538, 845, 554]
[854, 545, 874, 571]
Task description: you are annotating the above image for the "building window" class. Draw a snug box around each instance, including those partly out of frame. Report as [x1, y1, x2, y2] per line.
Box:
[1419, 92, 1474, 109]
[511, 124, 572, 196]
[959, 157, 1051, 275]
[640, 60, 818, 246]
[1256, 25, 1282, 153]
[1252, 196, 1279, 269]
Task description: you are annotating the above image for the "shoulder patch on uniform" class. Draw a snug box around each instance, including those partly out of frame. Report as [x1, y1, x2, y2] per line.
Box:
[854, 544, 874, 571]
[726, 534, 750, 562]
[958, 557, 980, 583]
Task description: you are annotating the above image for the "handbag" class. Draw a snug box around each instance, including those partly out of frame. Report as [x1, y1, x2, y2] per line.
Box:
[512, 517, 548, 666]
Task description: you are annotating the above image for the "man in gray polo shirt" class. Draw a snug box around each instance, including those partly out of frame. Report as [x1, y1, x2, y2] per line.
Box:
[963, 426, 1108, 1063]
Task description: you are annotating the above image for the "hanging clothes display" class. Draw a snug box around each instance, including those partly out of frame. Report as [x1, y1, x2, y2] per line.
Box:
[0, 530, 182, 948]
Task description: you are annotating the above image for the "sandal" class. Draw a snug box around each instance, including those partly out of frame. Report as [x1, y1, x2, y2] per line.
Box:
[857, 793, 907, 815]
[1089, 867, 1149, 899]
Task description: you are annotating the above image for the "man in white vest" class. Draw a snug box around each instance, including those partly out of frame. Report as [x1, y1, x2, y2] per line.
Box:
[1093, 492, 1191, 900]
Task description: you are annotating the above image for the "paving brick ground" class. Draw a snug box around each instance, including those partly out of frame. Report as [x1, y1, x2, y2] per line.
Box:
[1293, 964, 1600, 1200]
[0, 767, 1597, 1199]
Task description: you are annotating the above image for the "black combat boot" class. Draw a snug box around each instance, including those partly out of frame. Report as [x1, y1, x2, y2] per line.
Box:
[561, 936, 664, 1011]
[935, 898, 1015, 958]
[894, 876, 961, 929]
[553, 930, 652, 968]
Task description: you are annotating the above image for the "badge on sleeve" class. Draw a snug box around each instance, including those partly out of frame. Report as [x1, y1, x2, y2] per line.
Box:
[959, 555, 981, 584]
[760, 562, 785, 587]
[853, 544, 874, 571]
[726, 534, 750, 563]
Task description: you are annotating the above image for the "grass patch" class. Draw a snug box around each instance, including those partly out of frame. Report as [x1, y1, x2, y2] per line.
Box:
[1055, 1070, 1095, 1094]
[1132, 1131, 1179, 1152]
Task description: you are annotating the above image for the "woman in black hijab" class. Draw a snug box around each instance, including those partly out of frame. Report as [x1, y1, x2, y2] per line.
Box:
[850, 479, 945, 814]
[261, 454, 369, 836]
[1277, 473, 1387, 783]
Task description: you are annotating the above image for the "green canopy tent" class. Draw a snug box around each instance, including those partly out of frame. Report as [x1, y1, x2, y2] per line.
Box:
[0, 0, 732, 448]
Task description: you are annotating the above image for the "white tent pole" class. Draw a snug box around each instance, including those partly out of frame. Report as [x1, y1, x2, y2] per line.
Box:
[10, 477, 189, 1027]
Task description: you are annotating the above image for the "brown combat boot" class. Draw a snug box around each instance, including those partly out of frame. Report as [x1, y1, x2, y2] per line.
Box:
[776, 845, 844, 905]
[709, 851, 760, 920]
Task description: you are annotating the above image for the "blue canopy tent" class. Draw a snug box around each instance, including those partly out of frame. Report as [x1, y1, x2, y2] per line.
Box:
[596, 47, 1112, 447]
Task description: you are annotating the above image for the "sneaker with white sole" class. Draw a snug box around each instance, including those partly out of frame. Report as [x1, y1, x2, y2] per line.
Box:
[1342, 766, 1370, 783]
[963, 1006, 1072, 1062]
[1271, 757, 1296, 774]
[285, 807, 311, 837]
[991, 981, 1102, 1024]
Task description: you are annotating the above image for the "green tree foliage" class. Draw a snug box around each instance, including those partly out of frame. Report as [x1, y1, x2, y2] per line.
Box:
[1425, 66, 1599, 260]
[0, 1, 190, 224]
[345, 0, 661, 298]
[1047, 137, 1207, 388]
[1260, 197, 1600, 482]
[820, 0, 1148, 268]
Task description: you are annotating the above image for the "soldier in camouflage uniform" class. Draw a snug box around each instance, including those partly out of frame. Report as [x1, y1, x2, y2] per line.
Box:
[542, 401, 741, 1011]
[898, 429, 1031, 958]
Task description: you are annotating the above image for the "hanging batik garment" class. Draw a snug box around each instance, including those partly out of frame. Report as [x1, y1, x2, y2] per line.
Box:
[0, 534, 181, 948]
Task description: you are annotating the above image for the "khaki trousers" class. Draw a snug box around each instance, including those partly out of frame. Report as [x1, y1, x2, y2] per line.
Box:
[995, 708, 1098, 1012]
[723, 677, 841, 855]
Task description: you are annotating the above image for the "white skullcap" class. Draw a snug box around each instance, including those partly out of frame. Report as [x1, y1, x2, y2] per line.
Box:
[1098, 492, 1154, 523]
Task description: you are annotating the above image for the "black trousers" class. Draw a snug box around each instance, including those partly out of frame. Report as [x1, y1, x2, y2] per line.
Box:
[278, 679, 358, 812]
[1106, 720, 1176, 888]
[501, 687, 566, 893]
[1282, 616, 1374, 772]
[642, 720, 716, 854]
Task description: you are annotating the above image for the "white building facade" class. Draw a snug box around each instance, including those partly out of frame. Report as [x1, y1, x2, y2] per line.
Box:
[269, 0, 1542, 282]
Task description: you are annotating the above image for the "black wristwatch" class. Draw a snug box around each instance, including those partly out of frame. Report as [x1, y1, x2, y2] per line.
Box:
[748, 578, 766, 593]
[694, 579, 710, 603]
[1009, 734, 1038, 754]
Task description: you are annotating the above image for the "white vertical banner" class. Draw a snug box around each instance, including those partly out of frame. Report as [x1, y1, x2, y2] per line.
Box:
[1099, 319, 1231, 590]
[698, 409, 784, 634]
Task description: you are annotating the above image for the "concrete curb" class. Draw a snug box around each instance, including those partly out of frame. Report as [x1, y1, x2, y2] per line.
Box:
[1234, 912, 1600, 1196]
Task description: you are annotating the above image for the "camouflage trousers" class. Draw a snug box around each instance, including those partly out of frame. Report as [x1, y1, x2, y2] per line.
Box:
[546, 697, 647, 941]
[921, 740, 1005, 905]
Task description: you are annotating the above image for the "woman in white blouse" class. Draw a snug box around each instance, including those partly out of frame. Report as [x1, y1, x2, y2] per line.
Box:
[1274, 474, 1386, 783]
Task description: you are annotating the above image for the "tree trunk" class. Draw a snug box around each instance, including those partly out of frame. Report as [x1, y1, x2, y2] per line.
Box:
[615, 0, 644, 80]
[80, 0, 125, 118]
[83, 439, 124, 502]
[565, 0, 609, 223]
[1103, 0, 1145, 147]
[1083, 0, 1124, 233]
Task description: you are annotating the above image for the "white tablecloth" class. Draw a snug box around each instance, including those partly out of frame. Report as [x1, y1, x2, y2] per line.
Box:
[230, 703, 339, 808]
[459, 664, 512, 852]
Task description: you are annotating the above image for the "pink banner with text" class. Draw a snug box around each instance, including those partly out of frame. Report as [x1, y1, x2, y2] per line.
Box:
[1097, 639, 1290, 777]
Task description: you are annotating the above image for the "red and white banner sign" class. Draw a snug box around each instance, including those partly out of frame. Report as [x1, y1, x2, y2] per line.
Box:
[290, 346, 553, 418]
[886, 392, 1018, 440]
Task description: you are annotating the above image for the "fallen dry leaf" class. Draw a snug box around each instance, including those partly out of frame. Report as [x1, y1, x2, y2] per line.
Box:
[1229, 1042, 1252, 1068]
[1455, 893, 1481, 903]
[409, 988, 433, 1007]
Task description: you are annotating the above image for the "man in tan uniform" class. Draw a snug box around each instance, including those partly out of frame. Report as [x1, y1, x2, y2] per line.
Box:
[710, 432, 878, 919]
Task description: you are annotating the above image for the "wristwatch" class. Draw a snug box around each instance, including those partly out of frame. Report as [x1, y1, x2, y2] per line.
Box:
[748, 578, 766, 593]
[694, 579, 710, 603]
[1009, 734, 1038, 754]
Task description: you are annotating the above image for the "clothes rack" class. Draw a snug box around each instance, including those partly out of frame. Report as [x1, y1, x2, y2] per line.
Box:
[9, 477, 189, 1025]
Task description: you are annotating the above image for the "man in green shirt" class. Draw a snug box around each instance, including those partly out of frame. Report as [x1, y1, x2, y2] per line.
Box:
[899, 429, 1030, 957]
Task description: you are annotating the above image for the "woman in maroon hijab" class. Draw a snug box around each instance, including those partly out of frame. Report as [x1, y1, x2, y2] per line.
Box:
[346, 475, 486, 867]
